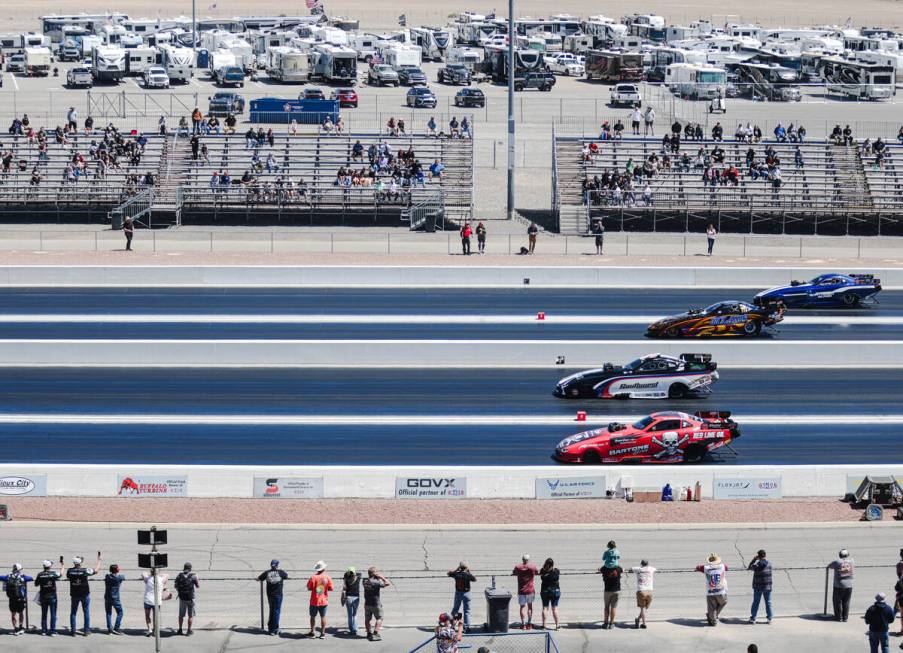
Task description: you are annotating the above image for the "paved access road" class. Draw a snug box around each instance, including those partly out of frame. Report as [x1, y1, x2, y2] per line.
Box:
[0, 522, 894, 652]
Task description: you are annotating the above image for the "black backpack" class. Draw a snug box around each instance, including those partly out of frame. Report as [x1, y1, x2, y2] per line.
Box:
[175, 572, 195, 598]
[5, 573, 24, 598]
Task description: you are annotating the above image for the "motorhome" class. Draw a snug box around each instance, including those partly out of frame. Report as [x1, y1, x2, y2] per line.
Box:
[24, 46, 52, 76]
[311, 43, 357, 83]
[410, 26, 451, 61]
[562, 34, 593, 54]
[122, 18, 189, 36]
[611, 34, 644, 51]
[584, 50, 644, 82]
[241, 16, 315, 30]
[249, 30, 294, 55]
[581, 16, 628, 47]
[648, 46, 707, 81]
[382, 43, 422, 69]
[818, 55, 896, 99]
[159, 43, 194, 82]
[762, 28, 837, 44]
[0, 33, 50, 54]
[485, 45, 543, 82]
[856, 49, 903, 83]
[457, 21, 498, 46]
[266, 47, 310, 82]
[665, 62, 726, 99]
[41, 13, 129, 41]
[125, 46, 158, 75]
[351, 34, 382, 62]
[91, 44, 127, 82]
[447, 46, 484, 69]
[624, 14, 666, 41]
[736, 61, 801, 100]
[310, 25, 349, 46]
[100, 24, 127, 45]
[516, 34, 547, 53]
[726, 23, 764, 41]
[79, 34, 103, 56]
[120, 33, 144, 48]
[548, 15, 582, 37]
[196, 19, 246, 34]
[665, 20, 714, 43]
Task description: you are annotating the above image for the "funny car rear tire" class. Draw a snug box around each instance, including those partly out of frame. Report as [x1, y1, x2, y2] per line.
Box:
[668, 383, 688, 399]
[582, 450, 601, 465]
[842, 293, 859, 307]
[743, 321, 761, 336]
[683, 444, 706, 463]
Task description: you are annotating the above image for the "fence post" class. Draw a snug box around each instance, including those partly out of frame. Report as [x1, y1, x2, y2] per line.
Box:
[95, 231, 98, 252]
[260, 580, 265, 631]
[271, 231, 275, 254]
[823, 567, 829, 615]
[210, 231, 214, 253]
[387, 232, 390, 254]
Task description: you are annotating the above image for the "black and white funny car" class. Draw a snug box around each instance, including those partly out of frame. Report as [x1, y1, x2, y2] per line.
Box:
[553, 353, 719, 400]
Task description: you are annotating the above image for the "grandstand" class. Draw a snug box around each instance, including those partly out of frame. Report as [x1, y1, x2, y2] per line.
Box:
[0, 129, 474, 229]
[553, 135, 903, 236]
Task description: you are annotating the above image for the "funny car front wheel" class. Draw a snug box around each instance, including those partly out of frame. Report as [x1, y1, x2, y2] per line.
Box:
[582, 450, 601, 465]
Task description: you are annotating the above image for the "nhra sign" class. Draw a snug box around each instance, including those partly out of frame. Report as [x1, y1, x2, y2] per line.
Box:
[395, 477, 466, 499]
[253, 476, 324, 499]
[536, 476, 606, 500]
[713, 477, 782, 500]
[117, 475, 187, 498]
[0, 474, 47, 497]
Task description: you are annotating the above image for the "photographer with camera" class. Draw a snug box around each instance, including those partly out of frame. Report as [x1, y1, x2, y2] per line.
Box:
[447, 561, 477, 632]
[435, 612, 464, 653]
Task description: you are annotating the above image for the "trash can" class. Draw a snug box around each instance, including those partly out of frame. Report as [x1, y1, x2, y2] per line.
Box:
[484, 587, 512, 633]
[110, 209, 123, 230]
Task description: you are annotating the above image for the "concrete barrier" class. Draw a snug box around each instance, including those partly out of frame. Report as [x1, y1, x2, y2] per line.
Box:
[1, 265, 901, 288]
[1, 463, 897, 499]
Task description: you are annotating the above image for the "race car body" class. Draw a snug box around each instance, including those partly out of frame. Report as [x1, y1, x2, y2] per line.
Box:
[754, 273, 881, 308]
[554, 353, 718, 400]
[554, 410, 740, 464]
[646, 300, 784, 338]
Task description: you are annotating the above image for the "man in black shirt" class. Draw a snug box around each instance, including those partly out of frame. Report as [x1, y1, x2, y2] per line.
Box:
[341, 567, 363, 637]
[448, 562, 477, 632]
[34, 560, 62, 636]
[599, 564, 623, 629]
[67, 552, 101, 636]
[257, 560, 288, 636]
[175, 562, 200, 636]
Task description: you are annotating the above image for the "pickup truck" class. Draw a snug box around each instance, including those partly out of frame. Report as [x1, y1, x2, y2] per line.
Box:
[609, 83, 642, 107]
[215, 66, 245, 88]
[208, 92, 245, 116]
[66, 67, 94, 89]
[437, 63, 472, 85]
[513, 71, 556, 92]
[545, 53, 584, 76]
[367, 64, 399, 87]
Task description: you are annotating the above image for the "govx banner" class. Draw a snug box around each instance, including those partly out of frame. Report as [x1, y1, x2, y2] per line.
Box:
[713, 477, 782, 500]
[395, 477, 466, 499]
[253, 476, 324, 499]
[0, 474, 48, 497]
[536, 476, 606, 499]
[117, 475, 187, 497]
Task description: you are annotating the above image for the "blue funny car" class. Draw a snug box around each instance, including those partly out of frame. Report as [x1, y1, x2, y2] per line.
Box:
[754, 273, 881, 308]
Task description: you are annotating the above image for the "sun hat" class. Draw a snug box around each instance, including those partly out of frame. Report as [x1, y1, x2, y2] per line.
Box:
[706, 553, 721, 564]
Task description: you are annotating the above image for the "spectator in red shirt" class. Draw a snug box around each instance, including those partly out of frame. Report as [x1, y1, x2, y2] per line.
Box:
[512, 555, 539, 629]
[307, 561, 334, 639]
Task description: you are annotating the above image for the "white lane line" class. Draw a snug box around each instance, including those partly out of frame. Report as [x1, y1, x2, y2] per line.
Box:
[10, 73, 19, 91]
[0, 314, 899, 325]
[0, 414, 899, 426]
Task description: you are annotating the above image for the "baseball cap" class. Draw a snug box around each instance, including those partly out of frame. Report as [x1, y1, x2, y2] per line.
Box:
[877, 592, 887, 601]
[438, 612, 451, 623]
[270, 559, 279, 567]
[345, 567, 356, 574]
[12, 563, 22, 572]
[839, 549, 849, 558]
[42, 560, 52, 569]
[184, 562, 192, 571]
[73, 556, 83, 565]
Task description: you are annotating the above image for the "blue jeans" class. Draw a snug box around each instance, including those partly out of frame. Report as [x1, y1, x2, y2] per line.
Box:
[452, 591, 472, 628]
[869, 630, 889, 653]
[70, 595, 90, 633]
[105, 596, 123, 631]
[345, 596, 359, 634]
[267, 594, 283, 634]
[41, 596, 57, 634]
[751, 588, 772, 621]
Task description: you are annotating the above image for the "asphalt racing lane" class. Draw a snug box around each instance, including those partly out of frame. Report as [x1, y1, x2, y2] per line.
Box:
[2, 422, 899, 466]
[0, 287, 899, 316]
[0, 368, 900, 417]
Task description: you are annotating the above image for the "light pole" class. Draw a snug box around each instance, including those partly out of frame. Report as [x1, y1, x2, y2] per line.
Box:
[192, 0, 197, 54]
[506, 0, 515, 220]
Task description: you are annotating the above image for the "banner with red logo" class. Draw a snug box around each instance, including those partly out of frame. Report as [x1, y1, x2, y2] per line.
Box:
[253, 476, 324, 499]
[117, 475, 187, 497]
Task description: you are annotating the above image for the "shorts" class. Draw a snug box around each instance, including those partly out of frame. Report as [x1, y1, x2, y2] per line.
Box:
[179, 599, 196, 619]
[603, 591, 620, 610]
[518, 593, 535, 607]
[364, 605, 383, 622]
[540, 590, 560, 608]
[636, 591, 653, 608]
[144, 603, 156, 611]
[9, 598, 26, 613]
[309, 605, 327, 618]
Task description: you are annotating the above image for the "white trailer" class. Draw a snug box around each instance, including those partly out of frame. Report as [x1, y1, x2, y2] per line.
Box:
[447, 46, 483, 69]
[24, 46, 52, 76]
[410, 26, 451, 61]
[351, 34, 381, 62]
[227, 38, 255, 72]
[266, 47, 310, 82]
[125, 46, 157, 75]
[91, 44, 127, 82]
[666, 62, 727, 99]
[79, 34, 103, 56]
[310, 25, 349, 46]
[383, 43, 422, 69]
[100, 24, 127, 45]
[159, 44, 194, 82]
[207, 49, 237, 77]
[311, 44, 357, 83]
[818, 55, 896, 100]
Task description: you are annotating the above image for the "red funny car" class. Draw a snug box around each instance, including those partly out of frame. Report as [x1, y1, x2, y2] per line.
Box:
[554, 410, 740, 464]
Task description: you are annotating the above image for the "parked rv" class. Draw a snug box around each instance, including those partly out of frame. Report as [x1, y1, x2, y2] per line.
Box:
[584, 50, 644, 82]
[24, 46, 52, 76]
[818, 56, 895, 100]
[665, 63, 727, 99]
[266, 47, 310, 83]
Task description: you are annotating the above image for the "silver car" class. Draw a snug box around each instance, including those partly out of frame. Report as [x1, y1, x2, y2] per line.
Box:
[143, 66, 171, 89]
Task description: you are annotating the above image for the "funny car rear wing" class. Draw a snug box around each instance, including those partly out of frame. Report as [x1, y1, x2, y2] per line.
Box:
[679, 353, 712, 363]
[694, 410, 731, 420]
[850, 273, 880, 286]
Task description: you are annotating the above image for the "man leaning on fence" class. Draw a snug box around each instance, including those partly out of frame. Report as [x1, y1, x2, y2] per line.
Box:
[35, 560, 62, 636]
[258, 560, 288, 636]
[828, 549, 854, 622]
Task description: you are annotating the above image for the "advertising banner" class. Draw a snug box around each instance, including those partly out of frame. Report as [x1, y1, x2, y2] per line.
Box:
[0, 474, 48, 497]
[117, 475, 187, 497]
[395, 476, 466, 499]
[253, 476, 324, 499]
[713, 477, 782, 500]
[536, 476, 606, 499]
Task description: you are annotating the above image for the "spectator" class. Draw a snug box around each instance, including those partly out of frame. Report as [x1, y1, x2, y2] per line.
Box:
[459, 222, 472, 255]
[512, 554, 539, 629]
[396, 119, 405, 136]
[190, 134, 199, 160]
[449, 117, 460, 137]
[178, 116, 189, 136]
[843, 124, 853, 146]
[630, 107, 641, 135]
[865, 592, 894, 653]
[774, 123, 786, 142]
[795, 147, 804, 169]
[306, 561, 333, 639]
[141, 570, 170, 637]
[191, 107, 202, 134]
[35, 560, 62, 636]
[363, 567, 390, 641]
[266, 153, 279, 173]
[341, 567, 362, 637]
[104, 564, 125, 635]
[897, 126, 903, 145]
[711, 122, 723, 142]
[67, 107, 78, 131]
[387, 117, 397, 136]
[894, 571, 903, 636]
[599, 560, 623, 629]
[643, 183, 652, 206]
[706, 224, 716, 256]
[671, 119, 681, 136]
[67, 553, 100, 636]
[539, 558, 560, 631]
[123, 217, 134, 252]
[428, 116, 437, 136]
[436, 612, 463, 653]
[747, 550, 773, 624]
[753, 125, 762, 143]
[258, 560, 288, 636]
[175, 563, 199, 636]
[613, 119, 624, 139]
[628, 559, 656, 629]
[84, 116, 94, 133]
[643, 106, 655, 136]
[696, 553, 728, 626]
[461, 117, 471, 139]
[1, 563, 32, 636]
[476, 222, 487, 254]
[828, 549, 854, 622]
[661, 483, 673, 501]
[603, 541, 620, 569]
[797, 125, 806, 142]
[429, 159, 445, 180]
[592, 219, 604, 255]
[225, 113, 237, 134]
[448, 561, 476, 631]
[322, 116, 334, 135]
[527, 223, 538, 254]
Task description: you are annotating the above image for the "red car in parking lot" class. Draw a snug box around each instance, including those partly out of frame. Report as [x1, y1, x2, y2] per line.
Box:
[332, 88, 358, 108]
[554, 410, 740, 464]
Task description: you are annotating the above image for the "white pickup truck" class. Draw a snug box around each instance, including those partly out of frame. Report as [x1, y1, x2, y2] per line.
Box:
[545, 52, 584, 76]
[609, 83, 642, 107]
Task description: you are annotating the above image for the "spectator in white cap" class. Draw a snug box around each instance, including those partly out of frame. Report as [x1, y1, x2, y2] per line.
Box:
[828, 549, 854, 622]
[67, 552, 101, 636]
[1, 563, 33, 635]
[307, 561, 333, 639]
[34, 559, 63, 636]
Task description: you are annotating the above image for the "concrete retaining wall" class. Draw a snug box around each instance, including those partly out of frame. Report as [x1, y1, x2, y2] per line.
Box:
[0, 265, 901, 288]
[1, 464, 896, 499]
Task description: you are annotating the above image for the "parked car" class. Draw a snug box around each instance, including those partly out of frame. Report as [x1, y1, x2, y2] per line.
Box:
[143, 66, 171, 89]
[513, 71, 555, 92]
[454, 87, 485, 107]
[215, 66, 245, 88]
[438, 63, 472, 85]
[545, 52, 585, 76]
[208, 92, 245, 117]
[406, 86, 437, 108]
[331, 88, 358, 108]
[368, 64, 399, 87]
[6, 54, 26, 74]
[66, 67, 93, 89]
[397, 66, 427, 86]
[302, 87, 326, 100]
[609, 83, 642, 107]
